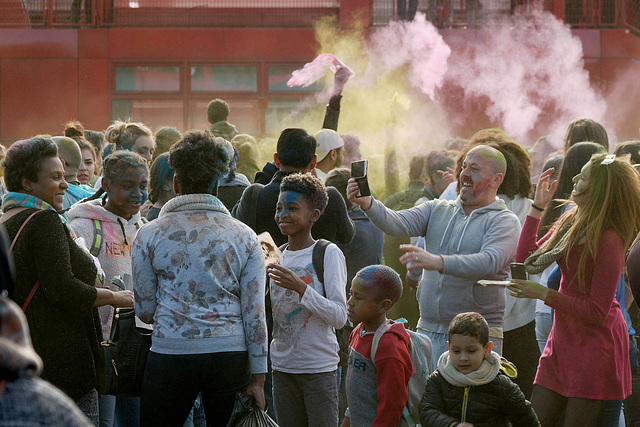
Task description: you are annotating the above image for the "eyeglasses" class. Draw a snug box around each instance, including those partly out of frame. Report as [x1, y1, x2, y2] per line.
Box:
[601, 154, 616, 165]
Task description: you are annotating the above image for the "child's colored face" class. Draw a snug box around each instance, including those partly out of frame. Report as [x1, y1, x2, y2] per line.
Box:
[347, 277, 381, 326]
[275, 190, 316, 237]
[104, 166, 149, 220]
[447, 334, 492, 374]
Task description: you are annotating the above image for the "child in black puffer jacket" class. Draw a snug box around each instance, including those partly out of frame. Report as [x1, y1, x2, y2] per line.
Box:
[420, 312, 540, 427]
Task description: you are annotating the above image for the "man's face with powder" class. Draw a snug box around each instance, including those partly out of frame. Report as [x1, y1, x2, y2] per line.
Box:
[458, 147, 503, 211]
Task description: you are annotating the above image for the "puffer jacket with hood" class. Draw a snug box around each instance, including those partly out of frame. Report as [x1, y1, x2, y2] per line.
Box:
[67, 199, 145, 336]
[419, 352, 539, 427]
[366, 197, 520, 332]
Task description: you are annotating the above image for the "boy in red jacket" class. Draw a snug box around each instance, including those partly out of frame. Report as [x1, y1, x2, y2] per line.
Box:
[341, 265, 413, 427]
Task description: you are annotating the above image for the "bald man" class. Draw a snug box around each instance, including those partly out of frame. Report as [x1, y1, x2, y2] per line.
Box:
[52, 136, 95, 209]
[348, 145, 520, 367]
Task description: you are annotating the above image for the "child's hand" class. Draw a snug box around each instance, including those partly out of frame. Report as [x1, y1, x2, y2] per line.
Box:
[458, 423, 474, 427]
[268, 263, 308, 296]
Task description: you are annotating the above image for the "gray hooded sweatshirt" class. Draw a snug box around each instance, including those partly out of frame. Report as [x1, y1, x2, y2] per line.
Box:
[366, 197, 520, 333]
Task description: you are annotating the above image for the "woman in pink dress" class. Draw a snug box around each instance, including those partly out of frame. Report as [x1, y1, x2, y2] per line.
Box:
[508, 153, 640, 426]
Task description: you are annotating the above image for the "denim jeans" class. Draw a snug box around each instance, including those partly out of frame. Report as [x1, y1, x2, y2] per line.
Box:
[98, 395, 140, 427]
[535, 311, 554, 354]
[140, 351, 250, 427]
[99, 395, 116, 427]
[272, 370, 338, 427]
[597, 399, 623, 426]
[115, 397, 140, 427]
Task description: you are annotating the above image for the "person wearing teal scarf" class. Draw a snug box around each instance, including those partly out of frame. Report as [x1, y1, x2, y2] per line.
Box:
[0, 137, 134, 424]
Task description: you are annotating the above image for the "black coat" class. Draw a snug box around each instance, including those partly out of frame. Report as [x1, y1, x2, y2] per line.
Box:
[232, 170, 355, 247]
[420, 369, 540, 427]
[3, 209, 102, 401]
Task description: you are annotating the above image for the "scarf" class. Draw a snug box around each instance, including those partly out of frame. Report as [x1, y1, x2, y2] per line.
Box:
[1, 192, 76, 238]
[523, 221, 584, 275]
[437, 350, 502, 387]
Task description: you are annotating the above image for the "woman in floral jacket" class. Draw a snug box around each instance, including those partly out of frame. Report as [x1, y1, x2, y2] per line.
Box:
[132, 130, 268, 427]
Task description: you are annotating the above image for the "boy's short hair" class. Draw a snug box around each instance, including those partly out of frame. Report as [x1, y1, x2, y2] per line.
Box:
[354, 265, 403, 304]
[448, 312, 489, 346]
[207, 98, 230, 124]
[276, 128, 317, 169]
[280, 173, 328, 215]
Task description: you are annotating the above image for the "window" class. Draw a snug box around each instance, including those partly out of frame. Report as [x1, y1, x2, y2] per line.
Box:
[112, 99, 184, 129]
[190, 65, 257, 92]
[115, 66, 181, 92]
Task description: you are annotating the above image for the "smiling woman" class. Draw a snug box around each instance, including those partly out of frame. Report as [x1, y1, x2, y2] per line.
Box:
[510, 152, 640, 426]
[0, 137, 134, 424]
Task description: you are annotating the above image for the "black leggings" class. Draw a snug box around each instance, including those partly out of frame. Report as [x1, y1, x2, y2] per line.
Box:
[140, 351, 250, 427]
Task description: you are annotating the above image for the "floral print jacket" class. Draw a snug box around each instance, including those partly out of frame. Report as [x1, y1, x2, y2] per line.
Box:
[132, 194, 268, 374]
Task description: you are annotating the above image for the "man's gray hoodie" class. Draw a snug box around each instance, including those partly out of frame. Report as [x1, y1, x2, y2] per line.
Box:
[365, 197, 520, 333]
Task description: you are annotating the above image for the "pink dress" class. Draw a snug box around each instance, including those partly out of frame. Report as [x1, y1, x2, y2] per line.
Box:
[516, 216, 631, 399]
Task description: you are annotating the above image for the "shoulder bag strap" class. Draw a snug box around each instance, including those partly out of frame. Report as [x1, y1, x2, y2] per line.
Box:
[8, 210, 43, 312]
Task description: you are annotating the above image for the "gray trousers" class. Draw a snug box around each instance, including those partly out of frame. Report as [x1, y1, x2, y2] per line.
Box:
[273, 370, 338, 427]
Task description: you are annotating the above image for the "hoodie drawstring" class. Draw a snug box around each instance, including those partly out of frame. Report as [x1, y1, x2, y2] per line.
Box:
[439, 207, 459, 249]
[117, 218, 128, 246]
[437, 206, 477, 252]
[456, 210, 476, 252]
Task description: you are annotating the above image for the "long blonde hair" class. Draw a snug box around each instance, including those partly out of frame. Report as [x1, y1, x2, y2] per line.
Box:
[537, 153, 640, 291]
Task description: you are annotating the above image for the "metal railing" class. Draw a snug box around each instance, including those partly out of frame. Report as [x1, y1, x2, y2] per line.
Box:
[0, 0, 340, 27]
[0, 0, 631, 28]
[372, 0, 627, 28]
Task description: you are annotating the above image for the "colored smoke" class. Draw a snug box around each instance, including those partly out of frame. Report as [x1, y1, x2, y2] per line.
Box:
[364, 13, 451, 101]
[444, 5, 607, 145]
[278, 8, 613, 197]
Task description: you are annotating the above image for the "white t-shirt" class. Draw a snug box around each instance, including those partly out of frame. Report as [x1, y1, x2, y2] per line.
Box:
[270, 241, 347, 374]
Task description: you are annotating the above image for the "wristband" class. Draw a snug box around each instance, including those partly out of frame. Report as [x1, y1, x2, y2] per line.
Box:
[531, 203, 545, 212]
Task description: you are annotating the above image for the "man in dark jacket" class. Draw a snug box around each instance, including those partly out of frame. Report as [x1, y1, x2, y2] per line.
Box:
[232, 128, 355, 247]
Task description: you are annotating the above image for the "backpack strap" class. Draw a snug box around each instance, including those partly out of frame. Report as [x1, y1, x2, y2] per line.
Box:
[247, 183, 264, 231]
[371, 319, 416, 427]
[370, 319, 394, 364]
[312, 239, 330, 288]
[278, 240, 331, 291]
[90, 219, 103, 257]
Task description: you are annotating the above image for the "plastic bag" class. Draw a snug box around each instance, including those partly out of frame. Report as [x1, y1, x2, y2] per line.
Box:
[226, 392, 279, 427]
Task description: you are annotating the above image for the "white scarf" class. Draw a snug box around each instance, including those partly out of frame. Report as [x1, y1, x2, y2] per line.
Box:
[437, 350, 502, 387]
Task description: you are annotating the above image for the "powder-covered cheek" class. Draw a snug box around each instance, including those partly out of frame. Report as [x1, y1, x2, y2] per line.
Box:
[473, 178, 491, 195]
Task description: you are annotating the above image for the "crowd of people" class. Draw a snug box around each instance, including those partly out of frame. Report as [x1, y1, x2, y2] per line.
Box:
[1, 74, 640, 427]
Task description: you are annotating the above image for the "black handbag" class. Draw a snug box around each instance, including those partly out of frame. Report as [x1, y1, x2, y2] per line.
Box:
[98, 307, 152, 397]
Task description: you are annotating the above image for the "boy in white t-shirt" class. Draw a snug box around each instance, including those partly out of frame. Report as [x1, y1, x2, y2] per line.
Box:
[267, 173, 348, 427]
